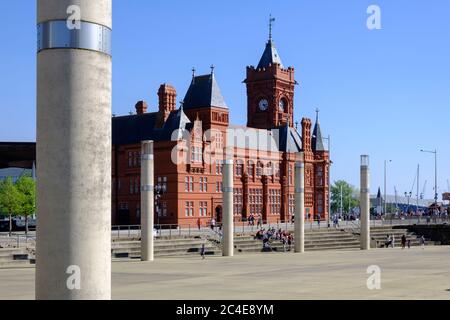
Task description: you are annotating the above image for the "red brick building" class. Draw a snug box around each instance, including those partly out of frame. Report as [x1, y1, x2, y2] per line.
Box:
[112, 36, 330, 227]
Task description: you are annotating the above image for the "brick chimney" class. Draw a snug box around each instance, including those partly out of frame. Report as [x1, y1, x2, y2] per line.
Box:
[301, 118, 312, 152]
[158, 84, 177, 122]
[135, 100, 148, 115]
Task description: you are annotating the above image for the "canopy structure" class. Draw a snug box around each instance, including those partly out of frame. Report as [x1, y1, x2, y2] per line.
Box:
[0, 142, 36, 169]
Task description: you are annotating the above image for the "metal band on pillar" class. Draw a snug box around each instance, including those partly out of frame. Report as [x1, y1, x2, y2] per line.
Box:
[37, 20, 112, 56]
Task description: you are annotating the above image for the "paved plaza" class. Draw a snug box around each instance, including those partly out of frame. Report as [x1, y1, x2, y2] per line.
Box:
[1, 246, 450, 300]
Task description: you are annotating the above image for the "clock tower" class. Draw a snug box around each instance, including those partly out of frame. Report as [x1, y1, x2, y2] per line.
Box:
[245, 22, 296, 130]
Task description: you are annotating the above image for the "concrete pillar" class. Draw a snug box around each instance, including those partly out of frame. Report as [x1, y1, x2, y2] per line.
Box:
[36, 0, 112, 299]
[222, 159, 234, 257]
[360, 155, 370, 250]
[141, 141, 154, 261]
[295, 153, 305, 253]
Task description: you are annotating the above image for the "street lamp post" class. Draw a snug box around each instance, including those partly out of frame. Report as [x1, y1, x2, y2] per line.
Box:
[384, 160, 392, 215]
[420, 149, 438, 206]
[154, 183, 167, 235]
[404, 191, 412, 213]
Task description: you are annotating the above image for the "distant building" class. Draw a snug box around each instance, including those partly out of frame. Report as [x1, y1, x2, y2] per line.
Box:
[112, 34, 330, 226]
[0, 168, 31, 183]
[370, 194, 435, 213]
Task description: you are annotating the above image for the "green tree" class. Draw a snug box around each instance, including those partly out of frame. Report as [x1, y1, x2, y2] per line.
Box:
[331, 180, 360, 215]
[15, 175, 36, 234]
[0, 177, 22, 236]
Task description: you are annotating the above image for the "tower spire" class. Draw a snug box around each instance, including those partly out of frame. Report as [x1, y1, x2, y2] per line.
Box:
[315, 108, 320, 123]
[269, 14, 276, 42]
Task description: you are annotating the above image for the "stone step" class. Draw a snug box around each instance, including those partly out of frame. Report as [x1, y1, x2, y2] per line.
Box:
[235, 244, 361, 253]
[0, 260, 33, 269]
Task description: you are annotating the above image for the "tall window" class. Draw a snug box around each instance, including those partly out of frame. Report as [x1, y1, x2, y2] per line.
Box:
[191, 146, 202, 163]
[185, 176, 194, 192]
[158, 176, 168, 192]
[247, 161, 255, 177]
[216, 181, 223, 193]
[269, 189, 281, 215]
[289, 194, 295, 217]
[162, 201, 168, 217]
[288, 165, 293, 186]
[134, 177, 140, 194]
[133, 152, 138, 167]
[235, 160, 243, 176]
[215, 132, 223, 150]
[249, 189, 263, 215]
[317, 193, 324, 214]
[129, 177, 134, 194]
[215, 160, 223, 175]
[199, 201, 208, 217]
[316, 166, 324, 186]
[256, 162, 263, 177]
[128, 152, 133, 168]
[199, 177, 208, 192]
[234, 188, 243, 216]
[185, 201, 194, 217]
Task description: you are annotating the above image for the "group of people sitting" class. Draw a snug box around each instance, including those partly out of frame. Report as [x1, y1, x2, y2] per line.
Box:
[254, 228, 294, 252]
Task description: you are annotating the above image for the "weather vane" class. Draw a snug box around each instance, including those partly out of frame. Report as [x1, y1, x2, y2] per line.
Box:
[269, 15, 276, 41]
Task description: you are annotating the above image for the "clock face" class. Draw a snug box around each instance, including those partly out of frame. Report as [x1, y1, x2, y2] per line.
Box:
[258, 99, 269, 111]
[279, 99, 286, 112]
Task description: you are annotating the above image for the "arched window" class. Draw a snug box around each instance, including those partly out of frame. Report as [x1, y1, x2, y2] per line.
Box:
[247, 161, 255, 177]
[235, 159, 244, 176]
[256, 161, 264, 177]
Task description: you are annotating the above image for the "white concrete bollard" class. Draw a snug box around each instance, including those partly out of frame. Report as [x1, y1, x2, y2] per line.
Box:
[360, 155, 371, 250]
[222, 159, 234, 257]
[295, 153, 305, 253]
[36, 0, 112, 300]
[141, 141, 154, 261]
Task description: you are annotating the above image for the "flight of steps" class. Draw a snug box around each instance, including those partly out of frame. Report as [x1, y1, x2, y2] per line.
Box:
[234, 229, 361, 253]
[0, 248, 33, 268]
[370, 226, 436, 248]
[111, 237, 221, 259]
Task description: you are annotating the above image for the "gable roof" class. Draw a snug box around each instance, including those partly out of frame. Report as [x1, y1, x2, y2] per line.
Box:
[112, 108, 191, 145]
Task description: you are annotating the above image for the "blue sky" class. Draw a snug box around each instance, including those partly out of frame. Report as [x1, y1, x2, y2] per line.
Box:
[0, 0, 449, 200]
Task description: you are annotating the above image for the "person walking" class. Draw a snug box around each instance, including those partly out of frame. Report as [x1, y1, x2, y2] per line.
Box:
[200, 243, 206, 260]
[317, 214, 321, 228]
[407, 239, 411, 249]
[420, 235, 425, 249]
[391, 234, 395, 248]
[401, 234, 406, 249]
[257, 215, 263, 229]
[210, 217, 216, 231]
[288, 234, 293, 251]
[385, 234, 391, 248]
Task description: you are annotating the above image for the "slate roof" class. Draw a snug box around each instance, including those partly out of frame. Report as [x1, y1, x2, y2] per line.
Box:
[276, 125, 303, 152]
[312, 116, 326, 152]
[112, 108, 191, 145]
[183, 74, 228, 110]
[257, 40, 284, 69]
[227, 124, 302, 153]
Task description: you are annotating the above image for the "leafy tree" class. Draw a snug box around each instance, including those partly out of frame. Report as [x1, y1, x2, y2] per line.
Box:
[331, 180, 360, 214]
[15, 175, 36, 234]
[0, 177, 22, 236]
